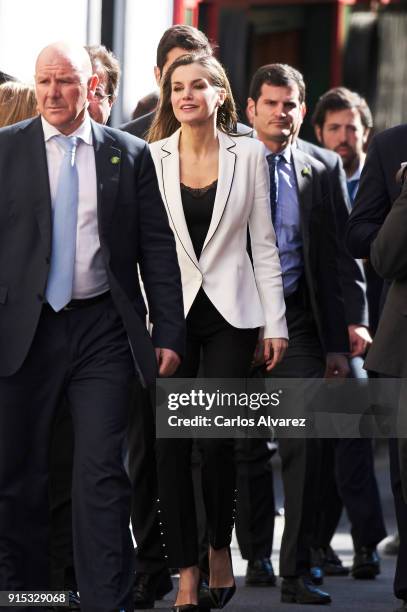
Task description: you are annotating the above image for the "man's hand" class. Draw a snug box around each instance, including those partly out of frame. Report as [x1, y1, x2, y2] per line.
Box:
[263, 338, 288, 372]
[348, 324, 372, 357]
[155, 348, 181, 377]
[324, 353, 350, 378]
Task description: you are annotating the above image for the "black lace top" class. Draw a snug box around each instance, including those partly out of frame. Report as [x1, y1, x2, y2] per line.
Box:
[181, 180, 217, 259]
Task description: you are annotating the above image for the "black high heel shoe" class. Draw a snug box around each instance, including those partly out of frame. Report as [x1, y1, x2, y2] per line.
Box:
[208, 548, 236, 609]
[208, 583, 236, 609]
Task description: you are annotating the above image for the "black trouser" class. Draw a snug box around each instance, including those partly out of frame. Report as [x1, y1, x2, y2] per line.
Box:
[49, 377, 165, 584]
[0, 298, 136, 612]
[127, 383, 167, 574]
[312, 353, 386, 553]
[235, 291, 325, 577]
[235, 438, 275, 562]
[49, 400, 76, 591]
[314, 437, 386, 551]
[155, 290, 258, 568]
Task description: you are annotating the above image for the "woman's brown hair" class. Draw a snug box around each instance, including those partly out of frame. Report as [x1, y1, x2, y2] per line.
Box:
[0, 81, 37, 128]
[148, 54, 237, 143]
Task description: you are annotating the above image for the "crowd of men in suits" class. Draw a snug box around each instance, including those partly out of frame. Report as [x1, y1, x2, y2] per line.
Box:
[1, 21, 407, 612]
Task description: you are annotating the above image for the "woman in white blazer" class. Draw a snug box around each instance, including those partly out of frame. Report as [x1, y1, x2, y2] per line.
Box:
[148, 54, 288, 612]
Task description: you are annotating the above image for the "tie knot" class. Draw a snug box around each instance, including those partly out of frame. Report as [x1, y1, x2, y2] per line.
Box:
[266, 153, 280, 167]
[57, 134, 79, 155]
[58, 134, 78, 148]
[56, 135, 79, 166]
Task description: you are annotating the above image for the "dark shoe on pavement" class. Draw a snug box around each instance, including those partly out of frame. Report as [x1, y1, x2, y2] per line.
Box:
[281, 577, 331, 605]
[310, 565, 324, 586]
[68, 591, 81, 610]
[245, 558, 277, 586]
[312, 545, 349, 576]
[324, 545, 349, 576]
[134, 568, 173, 608]
[352, 547, 380, 579]
[384, 533, 400, 556]
[394, 600, 407, 612]
[53, 591, 80, 611]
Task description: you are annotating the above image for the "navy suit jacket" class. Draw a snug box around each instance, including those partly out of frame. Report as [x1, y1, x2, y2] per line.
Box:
[345, 124, 407, 318]
[346, 124, 407, 259]
[291, 147, 349, 354]
[0, 116, 185, 384]
[297, 139, 368, 327]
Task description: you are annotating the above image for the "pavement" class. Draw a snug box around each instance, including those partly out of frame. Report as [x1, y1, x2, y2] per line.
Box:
[153, 441, 401, 611]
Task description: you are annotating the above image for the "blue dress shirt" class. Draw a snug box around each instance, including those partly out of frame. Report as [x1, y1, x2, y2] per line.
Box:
[267, 145, 303, 297]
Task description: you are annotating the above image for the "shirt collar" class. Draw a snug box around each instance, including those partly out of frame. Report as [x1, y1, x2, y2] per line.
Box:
[41, 112, 93, 145]
[347, 160, 363, 183]
[265, 143, 292, 164]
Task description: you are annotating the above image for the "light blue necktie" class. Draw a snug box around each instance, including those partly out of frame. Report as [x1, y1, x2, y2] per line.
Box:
[46, 135, 79, 311]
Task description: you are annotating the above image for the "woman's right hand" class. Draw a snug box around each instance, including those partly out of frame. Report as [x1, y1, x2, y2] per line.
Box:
[263, 337, 288, 371]
[252, 337, 288, 370]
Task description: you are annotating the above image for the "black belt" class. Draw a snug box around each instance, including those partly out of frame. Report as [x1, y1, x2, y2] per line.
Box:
[46, 291, 111, 311]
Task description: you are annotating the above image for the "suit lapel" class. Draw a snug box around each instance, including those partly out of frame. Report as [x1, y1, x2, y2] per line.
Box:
[91, 121, 121, 247]
[201, 131, 236, 253]
[292, 147, 314, 256]
[160, 130, 199, 267]
[22, 117, 52, 254]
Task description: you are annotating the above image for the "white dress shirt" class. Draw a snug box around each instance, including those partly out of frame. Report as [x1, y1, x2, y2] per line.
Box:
[42, 114, 109, 299]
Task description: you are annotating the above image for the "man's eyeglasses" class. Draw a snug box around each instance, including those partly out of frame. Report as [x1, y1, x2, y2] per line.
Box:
[94, 89, 111, 103]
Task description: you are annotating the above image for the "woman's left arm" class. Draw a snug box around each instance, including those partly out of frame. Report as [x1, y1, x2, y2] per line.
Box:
[248, 146, 288, 366]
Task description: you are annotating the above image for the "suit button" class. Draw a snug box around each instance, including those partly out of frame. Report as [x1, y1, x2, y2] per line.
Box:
[45, 256, 50, 264]
[37, 293, 44, 302]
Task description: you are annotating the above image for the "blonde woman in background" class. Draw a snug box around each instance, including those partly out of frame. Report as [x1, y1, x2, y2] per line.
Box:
[0, 81, 37, 127]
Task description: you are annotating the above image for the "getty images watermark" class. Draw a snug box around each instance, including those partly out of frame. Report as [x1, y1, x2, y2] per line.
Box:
[166, 388, 306, 429]
[155, 378, 407, 439]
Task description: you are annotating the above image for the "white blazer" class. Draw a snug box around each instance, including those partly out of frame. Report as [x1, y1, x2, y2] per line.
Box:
[149, 128, 288, 340]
